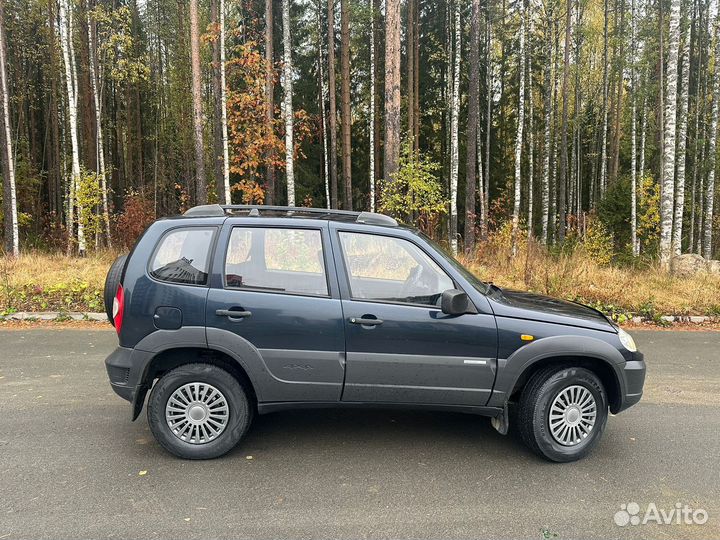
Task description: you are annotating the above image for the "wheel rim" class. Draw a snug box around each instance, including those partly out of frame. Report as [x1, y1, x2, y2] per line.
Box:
[165, 382, 230, 445]
[548, 384, 597, 447]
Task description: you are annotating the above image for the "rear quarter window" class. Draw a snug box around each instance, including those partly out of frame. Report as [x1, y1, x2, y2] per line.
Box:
[149, 227, 215, 285]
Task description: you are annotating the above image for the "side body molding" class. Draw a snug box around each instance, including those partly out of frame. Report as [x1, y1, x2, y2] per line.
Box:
[487, 334, 626, 408]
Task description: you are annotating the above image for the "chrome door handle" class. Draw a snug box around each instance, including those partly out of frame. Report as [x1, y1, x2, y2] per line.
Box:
[349, 317, 383, 326]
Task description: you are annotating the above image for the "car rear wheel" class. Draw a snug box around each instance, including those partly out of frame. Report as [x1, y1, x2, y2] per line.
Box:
[515, 366, 608, 462]
[104, 254, 127, 326]
[147, 364, 252, 459]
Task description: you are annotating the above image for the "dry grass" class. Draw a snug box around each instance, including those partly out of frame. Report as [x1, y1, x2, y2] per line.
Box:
[0, 250, 118, 313]
[2, 243, 720, 318]
[459, 239, 720, 319]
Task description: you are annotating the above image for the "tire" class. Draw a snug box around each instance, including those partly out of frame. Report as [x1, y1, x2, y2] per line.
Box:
[104, 254, 127, 326]
[515, 365, 608, 462]
[147, 364, 252, 459]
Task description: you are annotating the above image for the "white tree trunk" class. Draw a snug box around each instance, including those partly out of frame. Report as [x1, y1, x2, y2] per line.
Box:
[704, 17, 720, 259]
[449, 0, 461, 255]
[0, 1, 18, 257]
[527, 18, 534, 241]
[87, 9, 111, 248]
[318, 0, 331, 208]
[660, 0, 682, 268]
[369, 0, 376, 212]
[511, 0, 526, 256]
[672, 16, 690, 256]
[59, 0, 84, 254]
[482, 8, 492, 240]
[630, 0, 638, 256]
[541, 11, 552, 244]
[220, 0, 231, 204]
[600, 0, 609, 198]
[282, 0, 295, 206]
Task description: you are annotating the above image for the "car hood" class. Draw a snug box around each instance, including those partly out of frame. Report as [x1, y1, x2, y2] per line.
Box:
[486, 287, 616, 332]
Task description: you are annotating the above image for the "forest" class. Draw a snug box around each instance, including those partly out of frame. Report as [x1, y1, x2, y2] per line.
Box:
[1, 0, 720, 321]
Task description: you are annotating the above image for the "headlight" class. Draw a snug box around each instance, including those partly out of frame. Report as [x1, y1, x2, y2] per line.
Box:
[618, 328, 637, 352]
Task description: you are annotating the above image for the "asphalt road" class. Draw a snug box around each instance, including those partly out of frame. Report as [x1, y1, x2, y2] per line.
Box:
[1, 328, 719, 540]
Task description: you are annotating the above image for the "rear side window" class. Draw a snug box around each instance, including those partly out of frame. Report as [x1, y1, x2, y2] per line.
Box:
[225, 227, 328, 296]
[150, 227, 215, 285]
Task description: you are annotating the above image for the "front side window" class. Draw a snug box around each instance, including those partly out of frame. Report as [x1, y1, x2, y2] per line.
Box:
[339, 232, 454, 306]
[150, 227, 215, 285]
[225, 227, 328, 296]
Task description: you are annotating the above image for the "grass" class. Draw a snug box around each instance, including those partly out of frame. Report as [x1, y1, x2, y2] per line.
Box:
[2, 243, 720, 320]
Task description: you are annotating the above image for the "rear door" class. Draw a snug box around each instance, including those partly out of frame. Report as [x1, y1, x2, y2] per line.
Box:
[206, 221, 345, 402]
[333, 228, 498, 406]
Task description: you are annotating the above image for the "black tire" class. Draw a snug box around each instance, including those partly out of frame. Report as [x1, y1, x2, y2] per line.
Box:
[104, 254, 127, 326]
[147, 364, 252, 459]
[515, 365, 608, 462]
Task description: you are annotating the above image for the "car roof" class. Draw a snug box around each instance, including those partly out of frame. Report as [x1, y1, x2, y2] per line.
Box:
[178, 204, 400, 228]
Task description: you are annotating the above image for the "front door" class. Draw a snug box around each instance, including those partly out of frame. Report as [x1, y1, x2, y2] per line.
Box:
[206, 223, 345, 402]
[334, 230, 498, 406]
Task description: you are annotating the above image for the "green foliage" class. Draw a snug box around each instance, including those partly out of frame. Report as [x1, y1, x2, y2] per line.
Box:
[598, 176, 631, 250]
[75, 169, 104, 244]
[579, 218, 614, 266]
[379, 144, 447, 235]
[637, 174, 660, 256]
[92, 5, 150, 85]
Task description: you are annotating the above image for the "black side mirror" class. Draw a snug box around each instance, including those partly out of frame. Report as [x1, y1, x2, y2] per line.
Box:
[441, 289, 476, 315]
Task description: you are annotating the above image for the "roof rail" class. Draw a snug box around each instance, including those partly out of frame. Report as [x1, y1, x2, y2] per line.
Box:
[183, 204, 398, 226]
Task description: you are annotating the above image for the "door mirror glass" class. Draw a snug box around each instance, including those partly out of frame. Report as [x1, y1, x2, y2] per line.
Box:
[441, 289, 475, 315]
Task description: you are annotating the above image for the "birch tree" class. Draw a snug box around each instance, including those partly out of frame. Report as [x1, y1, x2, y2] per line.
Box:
[465, 0, 481, 253]
[672, 12, 691, 255]
[369, 0, 376, 211]
[0, 0, 18, 256]
[340, 0, 352, 209]
[219, 0, 230, 204]
[600, 0, 609, 197]
[189, 0, 207, 205]
[511, 0, 526, 256]
[482, 4, 492, 240]
[703, 14, 720, 259]
[282, 0, 295, 206]
[87, 7, 111, 246]
[660, 0, 682, 268]
[449, 0, 461, 255]
[630, 0, 638, 256]
[58, 0, 85, 254]
[318, 0, 331, 208]
[328, 0, 339, 207]
[541, 1, 553, 244]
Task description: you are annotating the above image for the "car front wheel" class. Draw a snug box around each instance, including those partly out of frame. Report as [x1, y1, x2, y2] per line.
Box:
[516, 366, 608, 462]
[147, 364, 252, 459]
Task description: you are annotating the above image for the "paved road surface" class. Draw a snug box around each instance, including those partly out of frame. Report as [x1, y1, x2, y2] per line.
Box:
[1, 329, 718, 539]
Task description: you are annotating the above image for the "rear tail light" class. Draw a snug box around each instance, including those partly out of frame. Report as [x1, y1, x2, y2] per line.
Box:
[113, 284, 125, 336]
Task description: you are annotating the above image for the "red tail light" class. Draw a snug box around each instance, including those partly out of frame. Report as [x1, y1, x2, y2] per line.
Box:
[113, 284, 125, 335]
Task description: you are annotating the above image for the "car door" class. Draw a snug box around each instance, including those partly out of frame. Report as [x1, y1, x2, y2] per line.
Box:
[206, 221, 345, 402]
[333, 228, 498, 406]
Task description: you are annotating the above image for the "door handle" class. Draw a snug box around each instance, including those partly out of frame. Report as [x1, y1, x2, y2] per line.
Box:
[216, 309, 252, 319]
[349, 317, 383, 326]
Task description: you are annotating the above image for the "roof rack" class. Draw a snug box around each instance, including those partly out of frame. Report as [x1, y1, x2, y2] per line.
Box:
[183, 204, 398, 227]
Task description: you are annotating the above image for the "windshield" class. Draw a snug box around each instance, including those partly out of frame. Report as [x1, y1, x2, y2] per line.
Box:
[419, 232, 491, 294]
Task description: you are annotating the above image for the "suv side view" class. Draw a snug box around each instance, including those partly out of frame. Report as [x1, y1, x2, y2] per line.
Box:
[105, 204, 646, 462]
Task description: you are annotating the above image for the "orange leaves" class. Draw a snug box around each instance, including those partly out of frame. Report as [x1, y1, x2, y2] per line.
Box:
[230, 180, 266, 204]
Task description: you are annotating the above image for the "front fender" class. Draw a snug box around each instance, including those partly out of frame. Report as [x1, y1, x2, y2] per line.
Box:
[487, 334, 626, 408]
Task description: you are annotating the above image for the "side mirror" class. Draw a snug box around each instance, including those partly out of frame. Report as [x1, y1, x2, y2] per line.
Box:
[441, 289, 476, 315]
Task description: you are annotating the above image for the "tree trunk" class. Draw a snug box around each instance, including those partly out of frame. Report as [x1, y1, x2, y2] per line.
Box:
[413, 0, 420, 152]
[660, 0, 681, 268]
[369, 0, 376, 211]
[407, 0, 415, 149]
[0, 0, 18, 256]
[87, 6, 111, 247]
[282, 0, 295, 206]
[541, 6, 553, 244]
[511, 0, 526, 255]
[265, 0, 275, 204]
[557, 0, 572, 242]
[328, 0, 339, 207]
[212, 0, 230, 204]
[59, 0, 85, 254]
[630, 0, 638, 256]
[609, 0, 625, 187]
[465, 0, 481, 253]
[212, 0, 223, 201]
[527, 26, 534, 241]
[672, 11, 691, 256]
[383, 0, 401, 180]
[703, 17, 720, 259]
[482, 5, 492, 240]
[340, 0, 352, 209]
[600, 0, 609, 197]
[449, 0, 461, 255]
[189, 0, 207, 205]
[318, 0, 331, 208]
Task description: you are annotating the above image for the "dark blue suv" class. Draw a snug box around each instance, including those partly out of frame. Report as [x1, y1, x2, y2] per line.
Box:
[104, 204, 646, 462]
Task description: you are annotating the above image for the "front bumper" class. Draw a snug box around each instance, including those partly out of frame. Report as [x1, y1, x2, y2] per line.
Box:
[615, 351, 646, 413]
[105, 346, 153, 419]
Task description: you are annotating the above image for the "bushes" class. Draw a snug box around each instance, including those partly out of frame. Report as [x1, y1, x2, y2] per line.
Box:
[113, 191, 155, 250]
